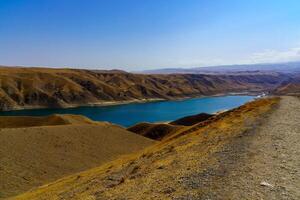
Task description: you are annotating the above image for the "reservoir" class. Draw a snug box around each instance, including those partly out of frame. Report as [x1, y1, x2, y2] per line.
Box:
[0, 95, 254, 127]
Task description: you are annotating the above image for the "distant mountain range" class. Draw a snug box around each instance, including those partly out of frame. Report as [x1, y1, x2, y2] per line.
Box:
[139, 61, 300, 74]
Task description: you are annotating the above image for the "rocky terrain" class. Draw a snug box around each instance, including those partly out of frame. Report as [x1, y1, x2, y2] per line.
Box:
[10, 96, 300, 200]
[0, 66, 288, 111]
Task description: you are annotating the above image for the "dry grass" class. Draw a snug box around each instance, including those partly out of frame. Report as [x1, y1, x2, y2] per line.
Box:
[12, 97, 279, 200]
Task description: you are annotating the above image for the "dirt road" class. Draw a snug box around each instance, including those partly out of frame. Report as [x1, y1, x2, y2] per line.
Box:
[209, 96, 300, 199]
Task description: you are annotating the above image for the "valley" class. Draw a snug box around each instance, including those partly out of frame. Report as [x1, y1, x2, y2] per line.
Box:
[0, 66, 299, 200]
[2, 1, 300, 199]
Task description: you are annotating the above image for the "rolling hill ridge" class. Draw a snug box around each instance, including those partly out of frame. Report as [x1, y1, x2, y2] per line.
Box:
[0, 66, 288, 111]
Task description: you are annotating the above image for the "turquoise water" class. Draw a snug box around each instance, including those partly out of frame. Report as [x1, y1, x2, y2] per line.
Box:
[0, 96, 254, 127]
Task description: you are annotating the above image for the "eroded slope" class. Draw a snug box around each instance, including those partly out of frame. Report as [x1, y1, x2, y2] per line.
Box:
[0, 66, 286, 111]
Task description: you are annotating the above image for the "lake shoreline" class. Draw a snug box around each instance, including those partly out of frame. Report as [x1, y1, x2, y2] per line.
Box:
[0, 91, 261, 113]
[0, 95, 256, 127]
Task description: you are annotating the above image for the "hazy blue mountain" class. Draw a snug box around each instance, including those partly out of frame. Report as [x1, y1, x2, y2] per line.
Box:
[139, 61, 300, 74]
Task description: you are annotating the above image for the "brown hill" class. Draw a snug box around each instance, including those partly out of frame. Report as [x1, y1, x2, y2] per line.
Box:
[273, 74, 300, 95]
[127, 113, 214, 141]
[127, 122, 183, 140]
[13, 97, 280, 200]
[0, 114, 95, 129]
[0, 115, 154, 198]
[170, 113, 214, 126]
[0, 66, 287, 111]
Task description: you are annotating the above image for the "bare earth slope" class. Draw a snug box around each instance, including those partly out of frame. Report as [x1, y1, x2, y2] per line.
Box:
[0, 116, 154, 198]
[0, 66, 287, 111]
[13, 97, 300, 200]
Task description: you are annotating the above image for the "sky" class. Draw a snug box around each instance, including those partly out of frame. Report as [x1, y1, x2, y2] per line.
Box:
[0, 0, 300, 70]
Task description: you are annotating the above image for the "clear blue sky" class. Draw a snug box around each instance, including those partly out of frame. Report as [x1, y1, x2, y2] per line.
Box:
[1, 0, 300, 70]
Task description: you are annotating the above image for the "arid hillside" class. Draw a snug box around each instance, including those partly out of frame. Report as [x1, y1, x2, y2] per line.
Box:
[0, 66, 287, 111]
[127, 113, 214, 140]
[273, 73, 300, 95]
[14, 97, 300, 200]
[170, 112, 214, 126]
[0, 114, 96, 128]
[127, 122, 184, 140]
[0, 115, 154, 198]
